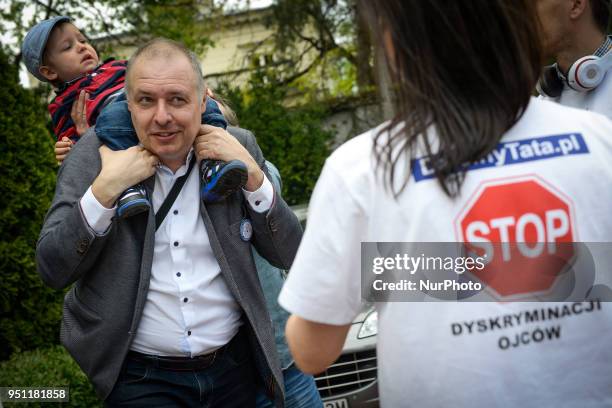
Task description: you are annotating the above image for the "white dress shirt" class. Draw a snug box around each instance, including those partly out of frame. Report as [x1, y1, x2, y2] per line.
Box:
[80, 151, 274, 356]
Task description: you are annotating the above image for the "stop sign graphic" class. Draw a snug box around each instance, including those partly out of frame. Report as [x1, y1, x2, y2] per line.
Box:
[456, 176, 575, 299]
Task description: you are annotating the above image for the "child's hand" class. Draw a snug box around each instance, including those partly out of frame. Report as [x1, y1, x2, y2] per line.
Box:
[55, 137, 72, 165]
[70, 90, 90, 136]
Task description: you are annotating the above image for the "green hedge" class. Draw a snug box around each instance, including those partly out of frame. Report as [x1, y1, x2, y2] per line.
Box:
[0, 345, 101, 407]
[0, 49, 61, 360]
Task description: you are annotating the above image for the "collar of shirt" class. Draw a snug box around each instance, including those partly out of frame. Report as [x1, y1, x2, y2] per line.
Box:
[155, 149, 196, 179]
[593, 35, 612, 58]
[554, 35, 612, 81]
[151, 148, 200, 217]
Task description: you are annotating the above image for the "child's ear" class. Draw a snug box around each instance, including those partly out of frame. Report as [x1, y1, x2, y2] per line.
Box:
[38, 65, 58, 82]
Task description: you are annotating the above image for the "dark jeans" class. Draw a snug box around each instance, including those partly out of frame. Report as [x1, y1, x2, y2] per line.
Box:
[95, 92, 227, 151]
[105, 330, 256, 407]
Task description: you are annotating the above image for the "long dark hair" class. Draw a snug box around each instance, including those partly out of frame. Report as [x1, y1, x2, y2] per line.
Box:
[359, 0, 543, 197]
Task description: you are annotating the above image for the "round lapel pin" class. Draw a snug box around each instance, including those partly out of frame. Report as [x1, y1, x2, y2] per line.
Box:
[239, 219, 253, 242]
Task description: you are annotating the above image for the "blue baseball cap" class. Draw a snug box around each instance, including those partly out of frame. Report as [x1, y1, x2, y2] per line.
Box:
[21, 16, 71, 82]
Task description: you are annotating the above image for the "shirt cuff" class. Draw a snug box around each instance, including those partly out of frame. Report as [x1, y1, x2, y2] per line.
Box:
[243, 173, 274, 213]
[79, 186, 116, 235]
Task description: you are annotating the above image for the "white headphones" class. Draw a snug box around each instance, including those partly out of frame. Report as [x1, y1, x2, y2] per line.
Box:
[566, 51, 612, 92]
[538, 51, 612, 97]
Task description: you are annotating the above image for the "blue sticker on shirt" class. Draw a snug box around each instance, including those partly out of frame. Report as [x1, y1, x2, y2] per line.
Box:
[239, 219, 253, 242]
[412, 133, 589, 182]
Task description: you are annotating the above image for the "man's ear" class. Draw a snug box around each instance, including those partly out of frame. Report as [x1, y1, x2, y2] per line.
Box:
[38, 65, 58, 82]
[569, 0, 588, 20]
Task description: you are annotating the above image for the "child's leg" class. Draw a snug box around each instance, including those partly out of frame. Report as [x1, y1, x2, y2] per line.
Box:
[202, 97, 228, 129]
[95, 94, 150, 218]
[95, 93, 139, 150]
[200, 97, 248, 202]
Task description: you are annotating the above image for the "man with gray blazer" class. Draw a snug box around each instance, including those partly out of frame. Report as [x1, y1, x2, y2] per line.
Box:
[36, 38, 302, 407]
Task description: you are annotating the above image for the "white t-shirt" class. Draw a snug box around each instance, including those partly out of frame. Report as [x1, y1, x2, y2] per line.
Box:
[279, 98, 612, 407]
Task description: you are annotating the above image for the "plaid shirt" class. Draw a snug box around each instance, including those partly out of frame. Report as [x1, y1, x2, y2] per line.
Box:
[48, 58, 126, 143]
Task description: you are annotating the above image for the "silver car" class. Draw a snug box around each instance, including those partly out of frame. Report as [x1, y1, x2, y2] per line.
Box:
[316, 305, 379, 408]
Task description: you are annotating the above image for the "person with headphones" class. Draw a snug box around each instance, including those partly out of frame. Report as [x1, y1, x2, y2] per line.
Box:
[279, 0, 612, 406]
[537, 0, 612, 119]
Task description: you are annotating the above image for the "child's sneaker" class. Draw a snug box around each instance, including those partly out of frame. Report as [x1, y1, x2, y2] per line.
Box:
[116, 184, 150, 218]
[200, 159, 248, 202]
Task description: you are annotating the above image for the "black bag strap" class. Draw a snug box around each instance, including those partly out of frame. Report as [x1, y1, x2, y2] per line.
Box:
[155, 156, 197, 231]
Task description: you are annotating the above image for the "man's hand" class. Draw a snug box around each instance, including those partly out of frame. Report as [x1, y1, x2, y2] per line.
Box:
[70, 90, 90, 136]
[91, 145, 159, 208]
[55, 137, 72, 165]
[194, 125, 264, 191]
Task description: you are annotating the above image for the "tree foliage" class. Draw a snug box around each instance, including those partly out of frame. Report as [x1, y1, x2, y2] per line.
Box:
[2, 0, 378, 104]
[100, 0, 226, 56]
[261, 0, 375, 95]
[2, 0, 127, 62]
[0, 48, 60, 360]
[2, 0, 229, 64]
[219, 70, 334, 205]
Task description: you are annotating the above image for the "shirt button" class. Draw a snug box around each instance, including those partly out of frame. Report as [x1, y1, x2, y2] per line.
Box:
[183, 297, 188, 303]
[176, 272, 181, 277]
[174, 241, 179, 247]
[173, 210, 178, 215]
[187, 330, 192, 336]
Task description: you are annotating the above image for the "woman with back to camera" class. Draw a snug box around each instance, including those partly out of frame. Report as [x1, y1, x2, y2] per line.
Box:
[279, 0, 612, 406]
